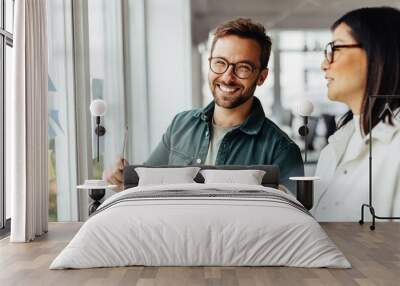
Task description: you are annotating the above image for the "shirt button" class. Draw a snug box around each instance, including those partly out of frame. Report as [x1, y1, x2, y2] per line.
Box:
[343, 170, 348, 175]
[196, 158, 202, 164]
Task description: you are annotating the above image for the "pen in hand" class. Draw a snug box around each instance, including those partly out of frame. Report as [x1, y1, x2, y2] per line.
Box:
[103, 126, 129, 190]
[121, 126, 128, 160]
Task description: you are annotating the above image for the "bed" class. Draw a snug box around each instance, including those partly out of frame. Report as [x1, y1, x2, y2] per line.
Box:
[50, 165, 350, 269]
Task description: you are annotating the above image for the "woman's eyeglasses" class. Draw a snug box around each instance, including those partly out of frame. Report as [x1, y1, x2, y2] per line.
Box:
[324, 41, 362, 63]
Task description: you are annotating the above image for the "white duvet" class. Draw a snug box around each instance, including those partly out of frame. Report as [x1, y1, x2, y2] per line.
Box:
[50, 183, 350, 269]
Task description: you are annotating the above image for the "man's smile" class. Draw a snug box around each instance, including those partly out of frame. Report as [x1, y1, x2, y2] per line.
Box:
[216, 82, 241, 94]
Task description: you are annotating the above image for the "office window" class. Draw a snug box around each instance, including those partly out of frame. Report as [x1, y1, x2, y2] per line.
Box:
[47, 0, 127, 221]
[5, 0, 13, 33]
[1, 0, 14, 232]
[87, 0, 125, 178]
[47, 0, 78, 221]
[279, 30, 347, 116]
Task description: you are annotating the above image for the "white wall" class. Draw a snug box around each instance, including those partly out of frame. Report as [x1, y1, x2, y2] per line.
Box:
[126, 0, 150, 164]
[145, 0, 193, 150]
[191, 46, 203, 108]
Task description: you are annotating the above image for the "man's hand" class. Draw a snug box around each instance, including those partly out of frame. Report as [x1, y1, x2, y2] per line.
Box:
[103, 157, 129, 192]
[278, 184, 289, 193]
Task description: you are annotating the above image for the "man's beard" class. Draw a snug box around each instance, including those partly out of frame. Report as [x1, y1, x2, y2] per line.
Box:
[211, 81, 257, 109]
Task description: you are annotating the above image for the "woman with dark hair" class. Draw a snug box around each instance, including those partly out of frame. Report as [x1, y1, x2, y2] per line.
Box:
[314, 6, 400, 221]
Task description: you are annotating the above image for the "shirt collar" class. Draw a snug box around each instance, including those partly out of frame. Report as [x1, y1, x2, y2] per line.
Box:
[193, 97, 265, 135]
[370, 120, 400, 143]
[328, 113, 400, 145]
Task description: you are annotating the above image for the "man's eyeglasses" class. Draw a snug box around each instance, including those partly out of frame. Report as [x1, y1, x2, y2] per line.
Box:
[209, 57, 258, 79]
[324, 41, 362, 64]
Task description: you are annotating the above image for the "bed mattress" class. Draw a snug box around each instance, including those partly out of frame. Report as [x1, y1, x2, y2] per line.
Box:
[50, 183, 350, 269]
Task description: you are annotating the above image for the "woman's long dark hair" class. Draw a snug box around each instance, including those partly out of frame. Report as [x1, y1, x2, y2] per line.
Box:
[332, 7, 400, 134]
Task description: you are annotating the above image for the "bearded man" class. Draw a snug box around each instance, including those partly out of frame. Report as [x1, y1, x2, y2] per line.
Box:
[105, 18, 304, 193]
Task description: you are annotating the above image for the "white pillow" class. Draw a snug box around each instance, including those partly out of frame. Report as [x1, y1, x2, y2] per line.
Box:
[135, 167, 201, 186]
[200, 169, 266, 185]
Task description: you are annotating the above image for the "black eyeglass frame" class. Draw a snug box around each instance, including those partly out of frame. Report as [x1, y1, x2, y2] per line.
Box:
[324, 41, 362, 64]
[208, 57, 260, 79]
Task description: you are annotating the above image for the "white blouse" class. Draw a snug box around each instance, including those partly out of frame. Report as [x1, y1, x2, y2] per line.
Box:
[338, 115, 363, 165]
[313, 115, 400, 221]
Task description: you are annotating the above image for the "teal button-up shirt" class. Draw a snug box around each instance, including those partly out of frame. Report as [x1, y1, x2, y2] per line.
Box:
[145, 97, 304, 193]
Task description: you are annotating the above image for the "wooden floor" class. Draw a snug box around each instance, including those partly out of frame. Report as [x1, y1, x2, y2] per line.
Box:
[1, 222, 400, 286]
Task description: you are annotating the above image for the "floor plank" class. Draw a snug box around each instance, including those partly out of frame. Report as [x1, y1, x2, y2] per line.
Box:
[0, 222, 399, 286]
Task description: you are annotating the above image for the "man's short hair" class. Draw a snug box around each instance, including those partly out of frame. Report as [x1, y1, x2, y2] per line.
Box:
[210, 18, 272, 70]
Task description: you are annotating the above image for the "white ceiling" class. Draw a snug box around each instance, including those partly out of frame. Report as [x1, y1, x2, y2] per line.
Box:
[191, 0, 400, 44]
